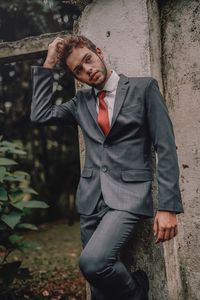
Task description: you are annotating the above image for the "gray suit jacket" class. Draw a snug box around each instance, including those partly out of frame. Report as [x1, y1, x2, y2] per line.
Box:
[31, 66, 184, 217]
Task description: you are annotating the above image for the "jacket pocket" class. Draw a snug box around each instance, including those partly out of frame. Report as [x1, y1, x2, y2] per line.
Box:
[120, 104, 143, 113]
[81, 168, 93, 178]
[121, 169, 152, 182]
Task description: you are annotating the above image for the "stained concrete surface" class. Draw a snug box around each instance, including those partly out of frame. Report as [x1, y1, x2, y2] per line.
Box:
[77, 1, 168, 299]
[75, 0, 200, 299]
[160, 1, 200, 299]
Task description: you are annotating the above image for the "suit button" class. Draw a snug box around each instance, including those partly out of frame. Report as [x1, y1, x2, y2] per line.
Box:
[102, 166, 107, 172]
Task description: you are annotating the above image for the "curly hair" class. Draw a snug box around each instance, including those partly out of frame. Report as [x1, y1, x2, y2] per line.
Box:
[61, 35, 97, 70]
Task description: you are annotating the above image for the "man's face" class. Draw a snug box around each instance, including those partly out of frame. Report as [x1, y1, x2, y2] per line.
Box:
[66, 46, 109, 89]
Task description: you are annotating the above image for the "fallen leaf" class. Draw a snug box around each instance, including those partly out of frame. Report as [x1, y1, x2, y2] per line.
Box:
[42, 290, 50, 296]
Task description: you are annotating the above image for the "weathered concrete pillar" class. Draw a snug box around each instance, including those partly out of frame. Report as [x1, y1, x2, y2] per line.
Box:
[76, 1, 169, 299]
[160, 1, 200, 299]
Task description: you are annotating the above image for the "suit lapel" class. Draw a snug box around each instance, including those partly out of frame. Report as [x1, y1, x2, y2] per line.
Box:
[85, 74, 129, 138]
[110, 74, 129, 130]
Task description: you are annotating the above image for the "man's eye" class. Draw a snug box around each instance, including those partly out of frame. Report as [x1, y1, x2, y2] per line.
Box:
[86, 56, 91, 63]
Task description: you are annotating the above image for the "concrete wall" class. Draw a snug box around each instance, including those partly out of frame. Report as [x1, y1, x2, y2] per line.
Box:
[77, 1, 168, 299]
[77, 0, 151, 76]
[160, 1, 200, 299]
[75, 0, 200, 299]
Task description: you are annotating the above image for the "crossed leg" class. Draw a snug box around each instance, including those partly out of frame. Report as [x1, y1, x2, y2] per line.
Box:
[79, 202, 142, 300]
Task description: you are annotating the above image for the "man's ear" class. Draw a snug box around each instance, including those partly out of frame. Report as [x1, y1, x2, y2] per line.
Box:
[95, 47, 104, 59]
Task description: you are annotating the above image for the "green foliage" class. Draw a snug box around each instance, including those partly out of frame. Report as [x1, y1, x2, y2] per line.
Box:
[0, 137, 49, 289]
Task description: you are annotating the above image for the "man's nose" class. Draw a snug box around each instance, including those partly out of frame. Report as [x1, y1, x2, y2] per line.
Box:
[84, 64, 92, 75]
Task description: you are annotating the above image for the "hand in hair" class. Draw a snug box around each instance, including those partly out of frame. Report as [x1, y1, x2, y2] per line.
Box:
[43, 37, 65, 69]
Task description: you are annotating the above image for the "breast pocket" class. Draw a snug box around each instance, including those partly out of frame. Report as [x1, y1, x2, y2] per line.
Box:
[119, 104, 144, 127]
[120, 104, 143, 113]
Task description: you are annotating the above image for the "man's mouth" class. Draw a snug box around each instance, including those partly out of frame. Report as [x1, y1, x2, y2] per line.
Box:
[90, 71, 99, 80]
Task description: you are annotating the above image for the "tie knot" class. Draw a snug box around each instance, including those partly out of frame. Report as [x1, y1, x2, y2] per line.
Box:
[97, 90, 106, 101]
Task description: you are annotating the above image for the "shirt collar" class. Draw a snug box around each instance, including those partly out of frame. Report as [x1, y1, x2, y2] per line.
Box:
[94, 70, 120, 96]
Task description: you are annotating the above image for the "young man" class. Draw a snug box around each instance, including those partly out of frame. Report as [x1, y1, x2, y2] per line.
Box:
[31, 35, 184, 300]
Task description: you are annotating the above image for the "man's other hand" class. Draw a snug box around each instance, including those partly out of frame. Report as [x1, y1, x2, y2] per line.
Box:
[153, 211, 178, 243]
[43, 37, 65, 69]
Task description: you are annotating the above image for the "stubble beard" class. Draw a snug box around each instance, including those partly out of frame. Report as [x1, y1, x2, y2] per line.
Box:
[91, 55, 109, 90]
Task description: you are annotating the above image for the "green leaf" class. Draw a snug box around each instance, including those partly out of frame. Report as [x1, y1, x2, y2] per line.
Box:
[0, 186, 8, 201]
[13, 170, 29, 177]
[4, 170, 30, 182]
[0, 158, 18, 166]
[14, 200, 49, 210]
[10, 187, 22, 193]
[0, 141, 17, 148]
[0, 141, 25, 153]
[16, 223, 38, 230]
[24, 200, 49, 209]
[10, 202, 23, 211]
[8, 234, 23, 244]
[0, 167, 6, 182]
[18, 240, 39, 250]
[21, 187, 38, 195]
[1, 212, 22, 229]
[0, 147, 26, 155]
[11, 149, 26, 155]
[9, 190, 24, 202]
[9, 187, 38, 201]
[4, 172, 26, 182]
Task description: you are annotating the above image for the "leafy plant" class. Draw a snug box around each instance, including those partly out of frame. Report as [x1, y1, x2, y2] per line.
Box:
[0, 137, 49, 290]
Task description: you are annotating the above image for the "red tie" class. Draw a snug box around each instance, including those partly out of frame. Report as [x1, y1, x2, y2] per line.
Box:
[97, 91, 110, 136]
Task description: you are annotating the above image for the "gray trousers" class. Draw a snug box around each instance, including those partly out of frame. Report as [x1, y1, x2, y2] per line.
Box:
[79, 195, 142, 300]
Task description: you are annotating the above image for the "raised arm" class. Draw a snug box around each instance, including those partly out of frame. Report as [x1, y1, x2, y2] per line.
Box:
[31, 38, 77, 126]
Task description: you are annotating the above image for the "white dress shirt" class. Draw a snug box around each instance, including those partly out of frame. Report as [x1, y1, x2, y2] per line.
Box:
[94, 70, 120, 125]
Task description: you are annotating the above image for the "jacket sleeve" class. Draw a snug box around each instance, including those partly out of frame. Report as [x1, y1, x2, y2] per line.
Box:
[145, 78, 184, 214]
[31, 66, 77, 126]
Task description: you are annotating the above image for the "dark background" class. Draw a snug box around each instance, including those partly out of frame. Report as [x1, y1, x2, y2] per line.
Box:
[0, 0, 81, 223]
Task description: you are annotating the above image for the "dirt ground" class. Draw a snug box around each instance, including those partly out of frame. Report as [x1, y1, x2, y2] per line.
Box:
[1, 220, 86, 300]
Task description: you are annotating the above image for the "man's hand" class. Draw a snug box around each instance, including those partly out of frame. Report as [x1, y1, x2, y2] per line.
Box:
[43, 37, 65, 69]
[153, 211, 178, 243]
